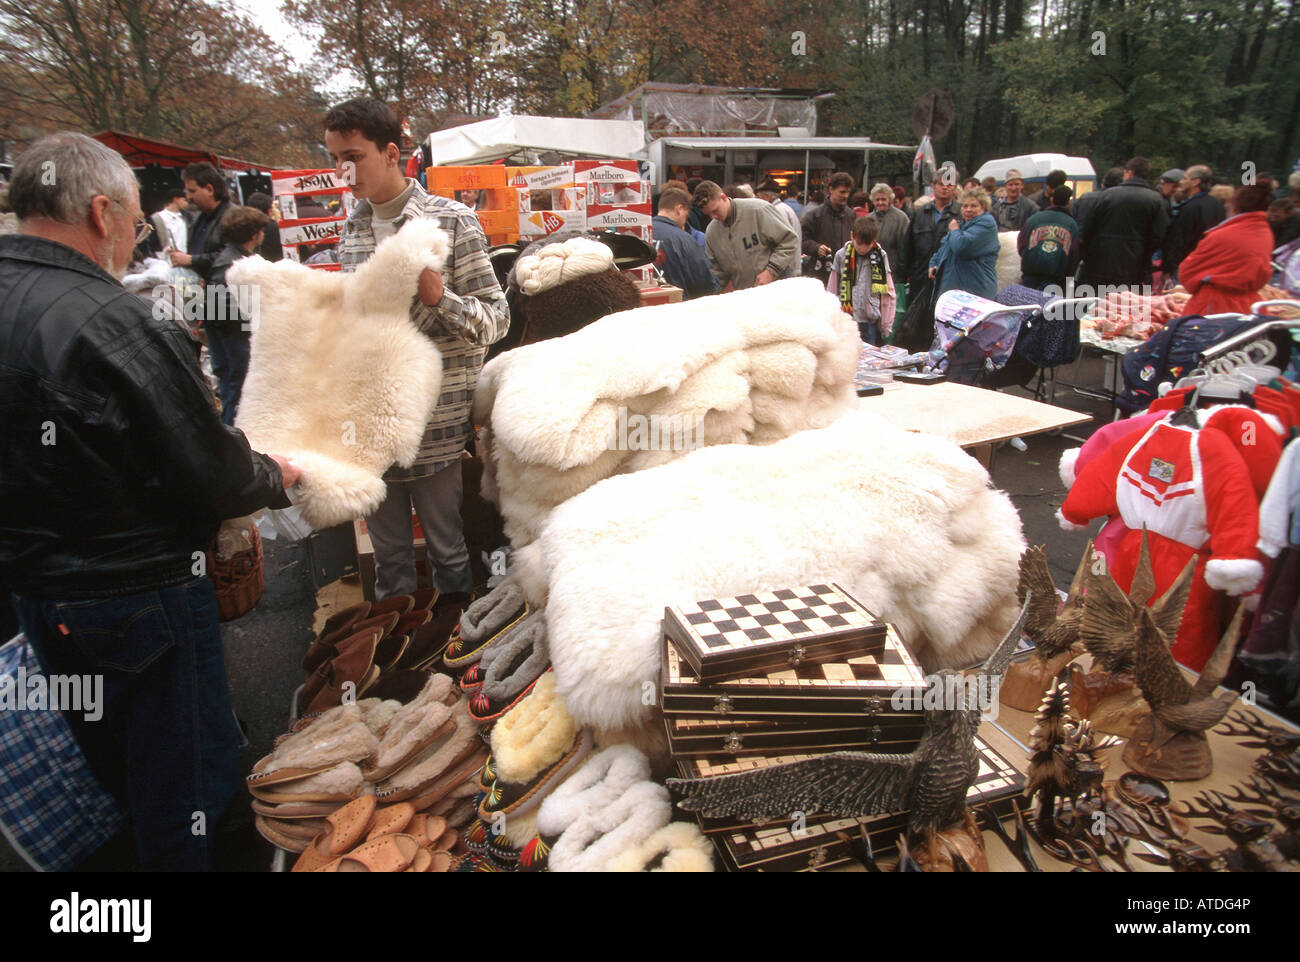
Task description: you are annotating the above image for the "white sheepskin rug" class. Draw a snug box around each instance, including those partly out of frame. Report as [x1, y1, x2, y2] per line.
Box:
[229, 220, 449, 528]
[473, 277, 860, 545]
[517, 406, 1025, 733]
[996, 230, 1022, 291]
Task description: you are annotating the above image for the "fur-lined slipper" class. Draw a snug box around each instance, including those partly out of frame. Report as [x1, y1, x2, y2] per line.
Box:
[458, 663, 486, 694]
[463, 815, 530, 867]
[403, 747, 490, 811]
[261, 816, 328, 842]
[443, 582, 528, 668]
[362, 675, 457, 781]
[518, 834, 550, 872]
[373, 703, 483, 803]
[546, 782, 672, 873]
[255, 815, 310, 853]
[291, 795, 378, 872]
[441, 797, 480, 831]
[606, 822, 715, 872]
[250, 798, 342, 820]
[534, 745, 653, 840]
[364, 802, 416, 841]
[316, 833, 420, 872]
[285, 696, 400, 738]
[423, 778, 479, 814]
[250, 706, 377, 781]
[247, 762, 370, 804]
[467, 614, 550, 722]
[478, 674, 590, 819]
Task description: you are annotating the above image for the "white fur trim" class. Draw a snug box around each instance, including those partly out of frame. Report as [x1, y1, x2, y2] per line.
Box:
[547, 781, 671, 872]
[260, 706, 377, 773]
[1204, 558, 1264, 596]
[490, 674, 579, 784]
[266, 762, 368, 798]
[606, 821, 715, 872]
[1197, 404, 1286, 437]
[1057, 507, 1088, 532]
[371, 675, 454, 769]
[1058, 448, 1080, 490]
[359, 699, 404, 736]
[515, 237, 614, 295]
[230, 219, 448, 528]
[473, 277, 860, 545]
[374, 703, 478, 793]
[536, 745, 651, 837]
[536, 408, 1025, 732]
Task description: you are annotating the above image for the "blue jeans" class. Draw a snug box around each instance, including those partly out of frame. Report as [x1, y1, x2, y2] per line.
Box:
[13, 578, 243, 871]
[205, 326, 251, 426]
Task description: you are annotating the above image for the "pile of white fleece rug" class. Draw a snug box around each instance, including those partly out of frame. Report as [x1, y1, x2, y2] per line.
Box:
[476, 276, 1026, 739]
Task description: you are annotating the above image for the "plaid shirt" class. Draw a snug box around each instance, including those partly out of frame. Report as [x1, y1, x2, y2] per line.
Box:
[338, 181, 509, 478]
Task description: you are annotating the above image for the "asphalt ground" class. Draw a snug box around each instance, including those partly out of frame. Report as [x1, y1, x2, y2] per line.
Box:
[0, 352, 1147, 873]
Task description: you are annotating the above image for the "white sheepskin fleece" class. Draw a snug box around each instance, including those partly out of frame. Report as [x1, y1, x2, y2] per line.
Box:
[229, 219, 449, 528]
[996, 231, 1022, 291]
[529, 406, 1025, 733]
[473, 277, 860, 545]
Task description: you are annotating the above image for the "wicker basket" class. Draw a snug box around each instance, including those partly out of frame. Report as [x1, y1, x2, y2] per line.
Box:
[207, 524, 264, 622]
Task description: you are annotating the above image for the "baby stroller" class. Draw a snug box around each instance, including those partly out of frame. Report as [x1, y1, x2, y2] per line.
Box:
[926, 285, 1094, 396]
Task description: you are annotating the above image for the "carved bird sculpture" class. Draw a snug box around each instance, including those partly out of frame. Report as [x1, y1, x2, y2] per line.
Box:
[1080, 533, 1193, 675]
[1133, 602, 1243, 742]
[666, 600, 1030, 865]
[1018, 543, 1090, 661]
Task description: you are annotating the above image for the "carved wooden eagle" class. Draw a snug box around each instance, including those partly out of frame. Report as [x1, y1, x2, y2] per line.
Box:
[1018, 542, 1090, 661]
[1134, 602, 1244, 740]
[666, 600, 1030, 844]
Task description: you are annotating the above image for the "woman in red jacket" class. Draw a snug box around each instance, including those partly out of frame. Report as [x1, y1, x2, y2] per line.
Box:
[1179, 185, 1274, 315]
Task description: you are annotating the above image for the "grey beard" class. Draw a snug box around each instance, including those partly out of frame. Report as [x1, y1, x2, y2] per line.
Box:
[100, 237, 129, 281]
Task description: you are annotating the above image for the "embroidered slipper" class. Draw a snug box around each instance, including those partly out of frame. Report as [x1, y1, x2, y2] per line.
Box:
[467, 615, 550, 722]
[443, 582, 528, 669]
[302, 610, 399, 675]
[247, 762, 369, 804]
[316, 833, 421, 872]
[255, 815, 312, 853]
[398, 600, 470, 672]
[606, 821, 714, 872]
[458, 663, 486, 695]
[534, 745, 653, 841]
[518, 834, 550, 872]
[362, 675, 457, 781]
[478, 674, 592, 820]
[373, 704, 484, 803]
[464, 816, 529, 867]
[546, 781, 672, 873]
[364, 802, 416, 842]
[291, 795, 377, 872]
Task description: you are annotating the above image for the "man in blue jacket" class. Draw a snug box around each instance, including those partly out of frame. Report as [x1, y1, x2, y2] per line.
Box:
[651, 187, 717, 298]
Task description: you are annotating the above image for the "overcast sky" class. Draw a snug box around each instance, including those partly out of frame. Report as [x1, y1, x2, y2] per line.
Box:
[228, 0, 356, 95]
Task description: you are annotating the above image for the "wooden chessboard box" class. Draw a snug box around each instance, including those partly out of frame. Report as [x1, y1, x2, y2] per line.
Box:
[664, 714, 925, 759]
[675, 737, 1025, 872]
[663, 584, 887, 682]
[660, 624, 926, 723]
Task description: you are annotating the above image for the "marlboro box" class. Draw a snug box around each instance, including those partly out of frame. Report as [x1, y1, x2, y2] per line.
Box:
[585, 205, 652, 230]
[573, 160, 639, 183]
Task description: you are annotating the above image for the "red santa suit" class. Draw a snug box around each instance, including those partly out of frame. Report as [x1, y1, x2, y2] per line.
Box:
[1060, 413, 1268, 670]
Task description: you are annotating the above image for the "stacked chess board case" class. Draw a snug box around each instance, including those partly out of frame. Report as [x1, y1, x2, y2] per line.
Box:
[660, 584, 1025, 870]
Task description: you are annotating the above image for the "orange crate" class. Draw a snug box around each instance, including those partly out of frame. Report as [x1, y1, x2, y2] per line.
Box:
[427, 165, 508, 191]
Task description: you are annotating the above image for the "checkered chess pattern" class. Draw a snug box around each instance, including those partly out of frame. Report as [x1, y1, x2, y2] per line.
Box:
[718, 737, 1025, 861]
[672, 584, 877, 656]
[665, 625, 924, 691]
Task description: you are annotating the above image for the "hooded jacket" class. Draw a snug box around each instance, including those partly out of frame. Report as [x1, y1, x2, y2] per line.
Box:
[1178, 211, 1275, 316]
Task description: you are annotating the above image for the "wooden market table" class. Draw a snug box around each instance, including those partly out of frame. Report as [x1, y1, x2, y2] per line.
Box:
[859, 381, 1092, 469]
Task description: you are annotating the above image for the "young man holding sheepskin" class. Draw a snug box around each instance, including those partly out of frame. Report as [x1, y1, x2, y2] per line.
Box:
[324, 98, 509, 604]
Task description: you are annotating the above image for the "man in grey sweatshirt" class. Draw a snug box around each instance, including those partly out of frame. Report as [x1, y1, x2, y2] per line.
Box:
[693, 180, 799, 290]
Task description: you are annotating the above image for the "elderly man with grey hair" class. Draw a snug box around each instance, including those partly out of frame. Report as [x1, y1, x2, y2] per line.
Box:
[1162, 163, 1225, 281]
[867, 183, 910, 290]
[0, 131, 300, 871]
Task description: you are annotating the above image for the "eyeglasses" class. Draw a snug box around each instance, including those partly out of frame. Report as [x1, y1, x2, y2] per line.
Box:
[106, 196, 153, 244]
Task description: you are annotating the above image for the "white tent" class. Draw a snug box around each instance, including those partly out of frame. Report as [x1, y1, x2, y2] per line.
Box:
[973, 153, 1096, 185]
[424, 116, 647, 166]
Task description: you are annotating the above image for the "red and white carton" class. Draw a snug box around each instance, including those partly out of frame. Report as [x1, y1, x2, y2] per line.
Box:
[272, 169, 352, 195]
[573, 159, 640, 183]
[278, 218, 346, 247]
[585, 205, 652, 230]
[518, 209, 584, 236]
[506, 165, 575, 189]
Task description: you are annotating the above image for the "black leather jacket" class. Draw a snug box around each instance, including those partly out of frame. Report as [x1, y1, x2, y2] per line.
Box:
[1076, 178, 1170, 287]
[0, 234, 290, 599]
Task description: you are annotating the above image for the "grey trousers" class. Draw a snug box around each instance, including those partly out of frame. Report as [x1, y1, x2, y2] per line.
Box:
[365, 460, 473, 599]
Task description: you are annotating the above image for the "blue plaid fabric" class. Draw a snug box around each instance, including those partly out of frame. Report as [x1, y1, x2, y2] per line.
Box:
[0, 634, 124, 871]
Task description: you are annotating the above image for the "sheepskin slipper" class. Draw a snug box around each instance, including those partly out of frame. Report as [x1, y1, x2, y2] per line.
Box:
[480, 727, 594, 822]
[532, 406, 1025, 731]
[250, 705, 377, 779]
[405, 748, 491, 811]
[286, 695, 400, 738]
[229, 219, 449, 529]
[373, 702, 483, 803]
[247, 762, 370, 804]
[254, 815, 310, 854]
[467, 614, 550, 722]
[397, 601, 468, 672]
[546, 781, 672, 873]
[473, 277, 860, 546]
[362, 675, 457, 781]
[463, 812, 537, 868]
[534, 745, 652, 839]
[606, 821, 715, 872]
[444, 582, 529, 668]
[249, 799, 341, 820]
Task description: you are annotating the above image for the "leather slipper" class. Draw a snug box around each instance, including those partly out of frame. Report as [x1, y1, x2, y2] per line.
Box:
[364, 802, 416, 841]
[373, 703, 483, 803]
[302, 610, 399, 675]
[404, 813, 449, 849]
[247, 762, 368, 804]
[250, 799, 342, 819]
[363, 669, 438, 705]
[254, 815, 310, 854]
[316, 833, 420, 872]
[368, 595, 415, 619]
[444, 582, 528, 669]
[397, 601, 470, 672]
[304, 628, 384, 715]
[291, 795, 377, 872]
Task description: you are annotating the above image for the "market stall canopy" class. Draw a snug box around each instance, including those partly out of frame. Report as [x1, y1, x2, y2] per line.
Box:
[91, 129, 268, 172]
[973, 153, 1096, 184]
[424, 116, 647, 166]
[649, 136, 915, 154]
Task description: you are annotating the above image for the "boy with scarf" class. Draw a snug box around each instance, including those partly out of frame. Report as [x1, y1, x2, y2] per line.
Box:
[827, 216, 896, 344]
